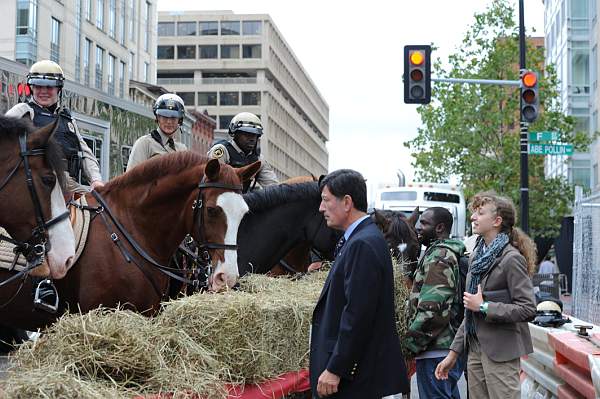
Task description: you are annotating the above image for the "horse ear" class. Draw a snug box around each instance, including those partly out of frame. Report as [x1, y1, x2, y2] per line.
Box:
[27, 118, 58, 148]
[205, 158, 221, 181]
[236, 160, 261, 182]
[408, 206, 420, 227]
[372, 209, 390, 231]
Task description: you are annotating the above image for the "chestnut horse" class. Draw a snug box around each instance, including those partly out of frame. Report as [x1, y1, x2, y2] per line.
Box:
[0, 152, 260, 330]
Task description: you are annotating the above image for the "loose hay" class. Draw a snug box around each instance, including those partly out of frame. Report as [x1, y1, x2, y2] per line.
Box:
[1, 259, 411, 398]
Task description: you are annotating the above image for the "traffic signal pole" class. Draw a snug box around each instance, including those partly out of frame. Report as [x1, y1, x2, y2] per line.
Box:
[519, 0, 529, 234]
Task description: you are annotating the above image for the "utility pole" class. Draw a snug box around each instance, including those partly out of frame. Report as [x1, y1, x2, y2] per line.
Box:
[519, 0, 529, 234]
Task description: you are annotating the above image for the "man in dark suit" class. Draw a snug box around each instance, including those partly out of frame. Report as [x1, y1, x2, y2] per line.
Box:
[310, 169, 410, 399]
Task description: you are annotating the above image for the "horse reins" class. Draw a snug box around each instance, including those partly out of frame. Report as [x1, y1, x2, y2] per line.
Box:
[78, 177, 242, 297]
[0, 128, 70, 289]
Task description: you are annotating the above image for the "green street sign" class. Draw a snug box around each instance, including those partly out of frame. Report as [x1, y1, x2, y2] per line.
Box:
[528, 143, 573, 156]
[529, 131, 560, 142]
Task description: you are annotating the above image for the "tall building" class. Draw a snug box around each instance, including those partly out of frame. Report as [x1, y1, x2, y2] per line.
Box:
[0, 0, 158, 98]
[156, 10, 329, 180]
[543, 0, 596, 190]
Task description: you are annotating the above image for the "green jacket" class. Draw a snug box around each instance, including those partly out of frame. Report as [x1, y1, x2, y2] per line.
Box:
[405, 239, 465, 356]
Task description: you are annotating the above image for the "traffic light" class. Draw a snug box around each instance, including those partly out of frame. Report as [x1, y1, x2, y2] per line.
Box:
[404, 45, 431, 104]
[520, 70, 539, 123]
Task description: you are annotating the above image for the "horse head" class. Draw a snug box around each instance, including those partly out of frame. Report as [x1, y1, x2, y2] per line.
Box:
[198, 158, 260, 291]
[0, 117, 75, 278]
[371, 207, 420, 265]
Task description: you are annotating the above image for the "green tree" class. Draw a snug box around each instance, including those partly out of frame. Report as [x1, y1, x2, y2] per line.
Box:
[404, 0, 591, 238]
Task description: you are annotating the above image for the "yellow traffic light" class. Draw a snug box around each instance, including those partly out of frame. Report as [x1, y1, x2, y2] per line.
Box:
[410, 51, 424, 66]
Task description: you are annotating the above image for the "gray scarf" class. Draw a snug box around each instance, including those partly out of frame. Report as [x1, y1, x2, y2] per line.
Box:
[466, 233, 509, 336]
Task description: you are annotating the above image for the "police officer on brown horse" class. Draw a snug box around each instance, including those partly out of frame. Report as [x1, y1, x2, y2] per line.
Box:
[5, 60, 105, 313]
[207, 112, 278, 192]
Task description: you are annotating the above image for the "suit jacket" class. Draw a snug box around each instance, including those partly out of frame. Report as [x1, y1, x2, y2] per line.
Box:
[309, 218, 409, 398]
[450, 244, 536, 362]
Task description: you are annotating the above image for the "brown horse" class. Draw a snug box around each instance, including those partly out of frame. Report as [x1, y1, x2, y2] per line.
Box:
[0, 152, 260, 330]
[0, 116, 76, 278]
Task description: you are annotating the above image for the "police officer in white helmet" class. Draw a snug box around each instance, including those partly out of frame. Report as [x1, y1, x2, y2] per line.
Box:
[6, 60, 104, 192]
[126, 93, 188, 171]
[207, 112, 278, 192]
[5, 60, 104, 312]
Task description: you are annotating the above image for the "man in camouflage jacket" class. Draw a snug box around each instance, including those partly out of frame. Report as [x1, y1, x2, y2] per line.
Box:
[406, 207, 466, 398]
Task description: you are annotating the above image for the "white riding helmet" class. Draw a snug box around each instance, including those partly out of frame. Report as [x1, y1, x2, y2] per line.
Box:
[229, 112, 263, 136]
[27, 60, 65, 88]
[153, 93, 185, 124]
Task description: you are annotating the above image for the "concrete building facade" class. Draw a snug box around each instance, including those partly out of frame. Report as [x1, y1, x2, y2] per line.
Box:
[0, 0, 158, 98]
[543, 0, 597, 190]
[156, 10, 329, 180]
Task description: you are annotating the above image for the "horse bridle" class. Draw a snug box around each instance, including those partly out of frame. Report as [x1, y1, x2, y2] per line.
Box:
[0, 130, 69, 274]
[85, 176, 243, 296]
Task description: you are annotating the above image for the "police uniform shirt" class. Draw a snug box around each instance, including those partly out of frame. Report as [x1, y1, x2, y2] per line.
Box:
[126, 128, 187, 172]
[4, 101, 103, 191]
[207, 139, 278, 187]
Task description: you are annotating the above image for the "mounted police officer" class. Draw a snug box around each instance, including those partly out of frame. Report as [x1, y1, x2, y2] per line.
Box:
[126, 93, 187, 171]
[4, 60, 104, 313]
[207, 112, 278, 192]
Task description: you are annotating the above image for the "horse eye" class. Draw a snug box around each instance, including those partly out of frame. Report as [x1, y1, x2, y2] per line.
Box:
[41, 175, 56, 188]
[207, 207, 220, 217]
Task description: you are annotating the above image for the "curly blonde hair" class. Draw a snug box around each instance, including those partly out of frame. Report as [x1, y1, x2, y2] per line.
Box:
[469, 191, 537, 276]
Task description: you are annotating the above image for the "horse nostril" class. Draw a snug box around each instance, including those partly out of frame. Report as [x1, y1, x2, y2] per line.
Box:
[65, 256, 74, 269]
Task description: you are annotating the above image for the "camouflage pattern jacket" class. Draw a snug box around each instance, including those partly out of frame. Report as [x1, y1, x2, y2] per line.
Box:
[405, 239, 466, 356]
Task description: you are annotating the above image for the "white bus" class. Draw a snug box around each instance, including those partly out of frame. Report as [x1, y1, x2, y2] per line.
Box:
[374, 183, 467, 239]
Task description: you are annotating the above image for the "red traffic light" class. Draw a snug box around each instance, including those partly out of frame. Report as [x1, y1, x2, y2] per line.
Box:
[410, 69, 423, 81]
[522, 72, 537, 88]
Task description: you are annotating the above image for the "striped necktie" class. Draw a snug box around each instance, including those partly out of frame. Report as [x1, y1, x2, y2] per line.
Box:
[334, 236, 346, 258]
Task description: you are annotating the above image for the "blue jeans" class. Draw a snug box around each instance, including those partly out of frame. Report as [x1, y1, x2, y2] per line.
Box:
[416, 355, 464, 399]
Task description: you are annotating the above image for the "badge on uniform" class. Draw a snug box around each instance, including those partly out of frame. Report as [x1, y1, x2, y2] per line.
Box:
[212, 147, 224, 158]
[67, 122, 75, 133]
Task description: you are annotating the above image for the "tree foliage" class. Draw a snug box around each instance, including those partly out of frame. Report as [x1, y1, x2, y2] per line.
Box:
[404, 0, 591, 238]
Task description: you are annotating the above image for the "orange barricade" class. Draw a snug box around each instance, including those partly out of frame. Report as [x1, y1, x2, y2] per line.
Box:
[548, 331, 600, 399]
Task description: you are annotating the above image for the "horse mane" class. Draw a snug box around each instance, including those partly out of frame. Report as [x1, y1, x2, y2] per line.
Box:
[388, 212, 417, 243]
[104, 151, 219, 190]
[243, 181, 320, 212]
[0, 116, 67, 189]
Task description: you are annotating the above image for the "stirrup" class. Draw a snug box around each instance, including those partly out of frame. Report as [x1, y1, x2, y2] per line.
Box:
[33, 279, 59, 314]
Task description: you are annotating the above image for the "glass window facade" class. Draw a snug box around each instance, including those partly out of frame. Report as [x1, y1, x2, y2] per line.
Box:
[157, 45, 174, 59]
[108, 54, 115, 95]
[199, 45, 217, 59]
[177, 21, 196, 36]
[143, 62, 149, 83]
[198, 92, 217, 106]
[84, 38, 91, 86]
[177, 92, 195, 106]
[177, 45, 196, 59]
[220, 45, 239, 59]
[221, 21, 240, 35]
[242, 44, 261, 58]
[158, 22, 174, 36]
[119, 60, 126, 98]
[572, 159, 591, 188]
[16, 0, 38, 66]
[95, 45, 104, 89]
[242, 21, 261, 35]
[108, 0, 116, 37]
[219, 115, 234, 130]
[199, 21, 218, 35]
[220, 92, 239, 106]
[119, 0, 125, 45]
[128, 0, 135, 42]
[96, 0, 104, 29]
[242, 91, 261, 106]
[50, 17, 60, 63]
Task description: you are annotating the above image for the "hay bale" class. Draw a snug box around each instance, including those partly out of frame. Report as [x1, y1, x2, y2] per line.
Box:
[6, 308, 226, 398]
[157, 280, 321, 385]
[2, 366, 131, 399]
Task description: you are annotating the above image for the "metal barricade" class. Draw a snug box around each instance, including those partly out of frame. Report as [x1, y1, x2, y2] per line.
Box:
[572, 187, 600, 324]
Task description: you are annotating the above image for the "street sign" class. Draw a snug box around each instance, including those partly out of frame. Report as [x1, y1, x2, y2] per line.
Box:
[528, 143, 573, 156]
[529, 131, 560, 142]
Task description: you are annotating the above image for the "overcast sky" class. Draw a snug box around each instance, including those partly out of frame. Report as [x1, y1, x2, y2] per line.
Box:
[157, 0, 545, 197]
